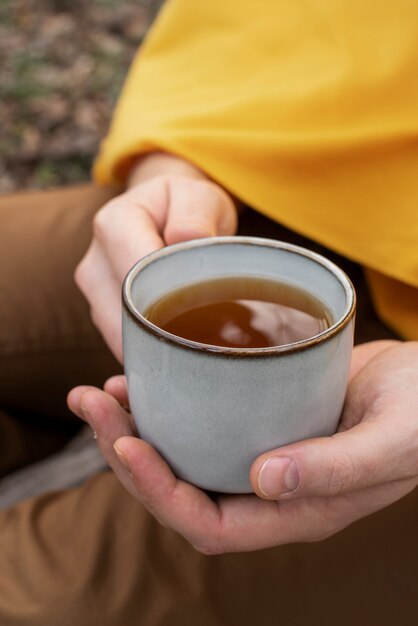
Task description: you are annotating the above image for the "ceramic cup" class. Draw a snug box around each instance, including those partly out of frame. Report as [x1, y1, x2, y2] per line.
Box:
[122, 237, 356, 493]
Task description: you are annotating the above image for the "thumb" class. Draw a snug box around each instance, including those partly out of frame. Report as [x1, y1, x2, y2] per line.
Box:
[250, 420, 405, 500]
[163, 178, 237, 245]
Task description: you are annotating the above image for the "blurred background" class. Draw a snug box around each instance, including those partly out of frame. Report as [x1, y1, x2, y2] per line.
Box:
[0, 0, 162, 193]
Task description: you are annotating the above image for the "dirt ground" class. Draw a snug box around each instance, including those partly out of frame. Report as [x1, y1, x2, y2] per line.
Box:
[0, 0, 162, 192]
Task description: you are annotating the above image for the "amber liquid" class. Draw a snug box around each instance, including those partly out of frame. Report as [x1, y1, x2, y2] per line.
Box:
[145, 276, 330, 349]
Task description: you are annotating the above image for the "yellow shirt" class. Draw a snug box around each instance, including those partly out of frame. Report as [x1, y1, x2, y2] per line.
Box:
[94, 0, 418, 340]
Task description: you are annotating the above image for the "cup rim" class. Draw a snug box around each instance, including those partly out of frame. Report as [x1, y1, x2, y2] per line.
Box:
[122, 236, 356, 356]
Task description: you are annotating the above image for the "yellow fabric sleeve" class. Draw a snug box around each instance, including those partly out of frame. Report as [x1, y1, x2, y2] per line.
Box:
[94, 0, 418, 339]
[365, 270, 418, 340]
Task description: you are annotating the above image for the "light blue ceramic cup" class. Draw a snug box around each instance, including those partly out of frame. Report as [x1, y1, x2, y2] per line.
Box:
[122, 237, 356, 493]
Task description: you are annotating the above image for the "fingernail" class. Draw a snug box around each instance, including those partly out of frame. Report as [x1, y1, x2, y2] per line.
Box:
[258, 456, 299, 497]
[113, 443, 130, 471]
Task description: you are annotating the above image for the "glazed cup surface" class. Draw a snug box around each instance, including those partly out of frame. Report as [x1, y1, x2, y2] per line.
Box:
[122, 237, 356, 493]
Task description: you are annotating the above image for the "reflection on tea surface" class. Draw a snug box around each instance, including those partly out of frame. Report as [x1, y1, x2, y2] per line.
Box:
[145, 276, 330, 348]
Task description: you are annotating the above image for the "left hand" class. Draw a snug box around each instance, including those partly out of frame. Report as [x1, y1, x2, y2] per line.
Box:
[74, 152, 238, 361]
[67, 340, 418, 554]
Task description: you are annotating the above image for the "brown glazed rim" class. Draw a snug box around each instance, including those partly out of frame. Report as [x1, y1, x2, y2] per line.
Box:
[122, 237, 356, 357]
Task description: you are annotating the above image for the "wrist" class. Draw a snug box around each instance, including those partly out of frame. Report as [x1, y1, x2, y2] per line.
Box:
[127, 152, 209, 188]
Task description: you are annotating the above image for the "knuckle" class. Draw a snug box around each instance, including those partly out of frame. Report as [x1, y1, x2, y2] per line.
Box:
[192, 540, 224, 556]
[92, 200, 119, 239]
[74, 259, 87, 290]
[307, 526, 336, 543]
[191, 520, 225, 556]
[328, 452, 356, 496]
[309, 520, 341, 544]
[92, 211, 106, 239]
[202, 181, 228, 206]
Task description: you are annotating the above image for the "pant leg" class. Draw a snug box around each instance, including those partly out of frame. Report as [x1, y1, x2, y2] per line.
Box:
[0, 184, 121, 475]
[0, 201, 416, 626]
[0, 470, 416, 626]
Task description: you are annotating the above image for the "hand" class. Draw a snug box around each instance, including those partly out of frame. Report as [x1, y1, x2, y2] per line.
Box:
[67, 340, 418, 554]
[75, 153, 238, 360]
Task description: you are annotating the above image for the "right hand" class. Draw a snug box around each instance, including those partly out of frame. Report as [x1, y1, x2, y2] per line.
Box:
[68, 340, 418, 555]
[75, 157, 238, 361]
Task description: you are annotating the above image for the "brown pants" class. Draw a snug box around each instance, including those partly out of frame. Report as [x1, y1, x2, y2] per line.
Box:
[0, 185, 416, 626]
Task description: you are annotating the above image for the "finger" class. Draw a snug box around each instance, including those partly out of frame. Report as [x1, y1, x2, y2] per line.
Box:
[163, 178, 237, 245]
[251, 419, 408, 501]
[93, 198, 165, 283]
[77, 388, 139, 499]
[68, 384, 133, 432]
[102, 376, 136, 433]
[103, 375, 129, 408]
[113, 435, 223, 549]
[67, 385, 99, 420]
[75, 241, 123, 361]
